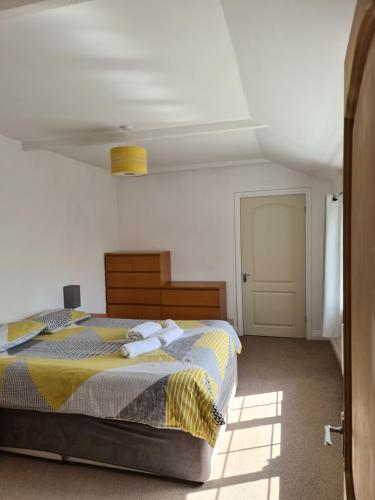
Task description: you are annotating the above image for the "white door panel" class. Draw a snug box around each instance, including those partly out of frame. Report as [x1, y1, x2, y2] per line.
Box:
[252, 204, 295, 283]
[253, 292, 296, 326]
[241, 195, 306, 338]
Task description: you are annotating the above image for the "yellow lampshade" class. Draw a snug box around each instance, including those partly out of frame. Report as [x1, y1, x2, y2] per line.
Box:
[111, 146, 148, 176]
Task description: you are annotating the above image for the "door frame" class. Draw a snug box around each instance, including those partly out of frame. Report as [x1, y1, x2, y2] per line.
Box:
[234, 187, 312, 339]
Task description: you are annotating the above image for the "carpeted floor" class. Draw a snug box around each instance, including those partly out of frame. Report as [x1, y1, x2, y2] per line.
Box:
[1, 336, 343, 500]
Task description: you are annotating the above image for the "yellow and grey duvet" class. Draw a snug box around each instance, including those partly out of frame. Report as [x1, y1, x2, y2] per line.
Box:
[0, 318, 241, 447]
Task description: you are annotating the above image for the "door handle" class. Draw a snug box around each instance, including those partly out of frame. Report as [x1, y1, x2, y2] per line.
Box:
[242, 272, 251, 283]
[324, 411, 344, 446]
[324, 424, 343, 446]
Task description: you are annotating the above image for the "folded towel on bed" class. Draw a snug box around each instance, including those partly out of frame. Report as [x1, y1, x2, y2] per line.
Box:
[128, 321, 162, 341]
[164, 318, 178, 328]
[121, 337, 161, 358]
[158, 325, 183, 346]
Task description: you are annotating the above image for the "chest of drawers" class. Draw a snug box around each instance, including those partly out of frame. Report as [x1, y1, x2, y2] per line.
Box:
[105, 251, 226, 320]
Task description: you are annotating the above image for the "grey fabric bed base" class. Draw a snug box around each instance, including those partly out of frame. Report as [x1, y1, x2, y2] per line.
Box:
[0, 357, 237, 483]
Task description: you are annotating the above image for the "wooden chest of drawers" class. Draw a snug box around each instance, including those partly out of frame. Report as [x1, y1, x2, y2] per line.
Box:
[161, 282, 226, 320]
[105, 251, 227, 320]
[105, 251, 170, 319]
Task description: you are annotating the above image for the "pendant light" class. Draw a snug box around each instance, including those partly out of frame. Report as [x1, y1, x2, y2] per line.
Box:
[111, 146, 148, 176]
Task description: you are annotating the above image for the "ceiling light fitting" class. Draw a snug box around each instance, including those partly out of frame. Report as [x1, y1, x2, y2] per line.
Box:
[111, 146, 148, 176]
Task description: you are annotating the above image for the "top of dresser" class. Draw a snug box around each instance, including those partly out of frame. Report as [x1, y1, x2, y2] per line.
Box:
[105, 251, 170, 256]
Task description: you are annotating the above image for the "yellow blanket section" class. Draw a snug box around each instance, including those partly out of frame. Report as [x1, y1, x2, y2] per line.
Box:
[166, 368, 220, 447]
[7, 349, 175, 411]
[166, 329, 238, 446]
[28, 349, 175, 410]
[0, 356, 16, 386]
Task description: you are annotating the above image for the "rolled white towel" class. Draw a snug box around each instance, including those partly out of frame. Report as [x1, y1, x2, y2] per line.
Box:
[121, 337, 161, 358]
[164, 319, 178, 328]
[158, 325, 183, 346]
[128, 321, 162, 341]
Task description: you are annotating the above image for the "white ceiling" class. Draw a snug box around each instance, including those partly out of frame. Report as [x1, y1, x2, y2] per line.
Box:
[222, 0, 355, 178]
[0, 0, 355, 176]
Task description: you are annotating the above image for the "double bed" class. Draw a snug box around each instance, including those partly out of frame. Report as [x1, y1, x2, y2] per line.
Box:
[0, 316, 241, 482]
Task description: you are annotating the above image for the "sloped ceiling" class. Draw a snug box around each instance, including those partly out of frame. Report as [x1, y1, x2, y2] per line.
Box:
[222, 0, 355, 178]
[0, 0, 355, 177]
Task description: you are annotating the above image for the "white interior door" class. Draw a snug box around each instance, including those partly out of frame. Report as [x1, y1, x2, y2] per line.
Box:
[240, 194, 306, 338]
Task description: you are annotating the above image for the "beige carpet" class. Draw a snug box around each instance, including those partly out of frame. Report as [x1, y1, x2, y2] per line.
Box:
[1, 336, 343, 500]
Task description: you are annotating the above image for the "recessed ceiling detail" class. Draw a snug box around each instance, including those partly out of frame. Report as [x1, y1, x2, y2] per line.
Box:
[0, 0, 93, 18]
[0, 0, 356, 177]
[22, 119, 265, 151]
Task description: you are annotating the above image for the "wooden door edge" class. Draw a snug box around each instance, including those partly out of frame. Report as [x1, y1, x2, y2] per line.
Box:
[343, 117, 354, 495]
[345, 3, 375, 119]
[343, 3, 375, 499]
[345, 469, 356, 500]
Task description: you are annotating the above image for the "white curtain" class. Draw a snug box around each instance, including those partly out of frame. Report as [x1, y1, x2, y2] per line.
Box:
[322, 194, 343, 338]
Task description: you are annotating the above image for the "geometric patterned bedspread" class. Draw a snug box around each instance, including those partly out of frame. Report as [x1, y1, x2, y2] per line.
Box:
[0, 319, 241, 447]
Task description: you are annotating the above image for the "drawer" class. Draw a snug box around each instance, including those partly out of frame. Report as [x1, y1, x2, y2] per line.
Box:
[105, 255, 132, 272]
[162, 306, 221, 320]
[107, 304, 162, 319]
[132, 255, 160, 272]
[162, 289, 220, 307]
[105, 254, 161, 272]
[106, 272, 162, 288]
[107, 288, 161, 305]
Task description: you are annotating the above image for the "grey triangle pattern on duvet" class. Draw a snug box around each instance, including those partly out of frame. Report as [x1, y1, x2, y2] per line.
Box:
[0, 361, 53, 411]
[161, 334, 201, 362]
[117, 375, 170, 424]
[8, 339, 42, 355]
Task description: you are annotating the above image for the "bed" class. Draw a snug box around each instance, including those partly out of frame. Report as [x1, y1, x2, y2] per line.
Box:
[0, 317, 241, 482]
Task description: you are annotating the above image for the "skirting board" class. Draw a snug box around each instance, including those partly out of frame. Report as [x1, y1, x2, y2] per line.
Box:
[312, 330, 342, 369]
[311, 330, 322, 340]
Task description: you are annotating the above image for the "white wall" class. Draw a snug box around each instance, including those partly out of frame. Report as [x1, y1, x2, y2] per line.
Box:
[0, 135, 119, 323]
[331, 172, 343, 193]
[117, 162, 331, 335]
[0, 135, 333, 335]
